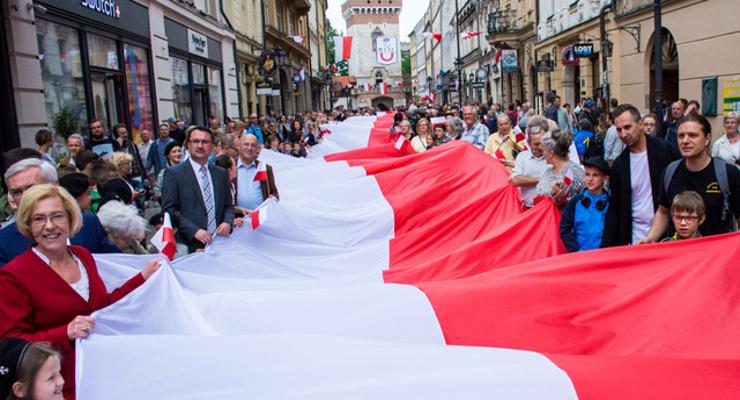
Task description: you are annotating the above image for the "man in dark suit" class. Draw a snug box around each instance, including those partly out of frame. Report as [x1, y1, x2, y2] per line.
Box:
[162, 127, 234, 252]
[0, 158, 118, 267]
[601, 104, 680, 247]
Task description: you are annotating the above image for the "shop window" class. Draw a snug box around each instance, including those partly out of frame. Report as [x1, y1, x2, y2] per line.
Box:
[208, 66, 224, 123]
[36, 20, 88, 134]
[192, 63, 206, 85]
[88, 34, 119, 69]
[170, 57, 192, 125]
[124, 44, 153, 143]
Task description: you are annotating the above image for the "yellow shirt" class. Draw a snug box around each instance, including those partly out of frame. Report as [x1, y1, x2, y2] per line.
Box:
[484, 130, 526, 161]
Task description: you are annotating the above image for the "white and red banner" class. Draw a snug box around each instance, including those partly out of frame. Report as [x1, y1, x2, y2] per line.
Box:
[422, 32, 442, 42]
[288, 35, 305, 44]
[463, 31, 482, 40]
[376, 37, 399, 65]
[379, 81, 389, 95]
[333, 36, 353, 63]
[77, 114, 740, 399]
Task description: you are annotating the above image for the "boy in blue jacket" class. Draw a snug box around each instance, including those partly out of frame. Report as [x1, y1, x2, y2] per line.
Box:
[560, 156, 610, 252]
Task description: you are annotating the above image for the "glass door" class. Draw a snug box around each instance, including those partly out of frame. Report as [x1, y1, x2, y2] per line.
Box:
[192, 87, 209, 127]
[90, 72, 125, 132]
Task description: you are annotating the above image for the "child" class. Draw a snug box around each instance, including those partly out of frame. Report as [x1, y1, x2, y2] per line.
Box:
[661, 191, 705, 241]
[0, 338, 64, 400]
[560, 156, 610, 252]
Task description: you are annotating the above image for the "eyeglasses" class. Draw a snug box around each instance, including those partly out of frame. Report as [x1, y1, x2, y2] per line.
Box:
[30, 212, 67, 227]
[672, 214, 699, 223]
[8, 184, 36, 200]
[240, 143, 259, 149]
[189, 139, 212, 145]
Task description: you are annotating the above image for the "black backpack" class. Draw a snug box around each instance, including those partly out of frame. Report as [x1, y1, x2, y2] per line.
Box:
[662, 158, 733, 224]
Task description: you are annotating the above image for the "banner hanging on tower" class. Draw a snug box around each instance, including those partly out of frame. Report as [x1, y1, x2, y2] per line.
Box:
[376, 37, 399, 65]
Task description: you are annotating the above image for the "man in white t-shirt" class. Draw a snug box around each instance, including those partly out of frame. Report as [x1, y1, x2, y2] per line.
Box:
[601, 104, 679, 247]
[512, 116, 549, 208]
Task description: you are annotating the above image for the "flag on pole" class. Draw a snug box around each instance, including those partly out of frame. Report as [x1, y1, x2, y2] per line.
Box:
[395, 81, 404, 87]
[379, 82, 389, 95]
[422, 32, 442, 42]
[299, 68, 306, 81]
[463, 31, 482, 40]
[253, 162, 267, 182]
[333, 36, 353, 63]
[150, 212, 176, 261]
[331, 63, 338, 73]
[288, 36, 305, 44]
[495, 148, 506, 160]
[250, 207, 268, 230]
[515, 132, 526, 143]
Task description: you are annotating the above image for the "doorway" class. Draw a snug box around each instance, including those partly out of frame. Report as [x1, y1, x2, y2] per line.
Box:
[192, 87, 209, 126]
[90, 72, 125, 132]
[649, 28, 679, 112]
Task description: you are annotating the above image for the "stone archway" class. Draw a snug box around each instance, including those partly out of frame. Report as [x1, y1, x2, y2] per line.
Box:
[647, 28, 679, 112]
[371, 96, 393, 111]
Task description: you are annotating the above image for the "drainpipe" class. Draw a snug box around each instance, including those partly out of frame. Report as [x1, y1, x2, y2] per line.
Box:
[599, 3, 611, 109]
[653, 0, 664, 136]
[220, 0, 243, 119]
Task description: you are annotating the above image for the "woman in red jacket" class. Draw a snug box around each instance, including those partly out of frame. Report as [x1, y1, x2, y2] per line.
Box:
[0, 184, 161, 399]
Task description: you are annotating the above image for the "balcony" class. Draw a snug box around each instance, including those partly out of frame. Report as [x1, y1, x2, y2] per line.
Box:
[486, 10, 534, 45]
[293, 0, 311, 11]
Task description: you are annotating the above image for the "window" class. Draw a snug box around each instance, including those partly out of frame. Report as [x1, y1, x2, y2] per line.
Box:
[375, 71, 384, 85]
[207, 66, 223, 123]
[170, 57, 192, 124]
[87, 34, 119, 69]
[124, 44, 153, 143]
[36, 20, 88, 132]
[371, 27, 383, 51]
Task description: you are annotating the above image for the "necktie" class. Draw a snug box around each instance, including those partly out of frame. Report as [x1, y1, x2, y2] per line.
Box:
[199, 165, 217, 235]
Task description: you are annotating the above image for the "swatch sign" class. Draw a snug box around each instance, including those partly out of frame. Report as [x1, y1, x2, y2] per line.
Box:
[80, 0, 121, 19]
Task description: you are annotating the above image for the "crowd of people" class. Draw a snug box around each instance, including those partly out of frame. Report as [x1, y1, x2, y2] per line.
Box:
[0, 92, 738, 399]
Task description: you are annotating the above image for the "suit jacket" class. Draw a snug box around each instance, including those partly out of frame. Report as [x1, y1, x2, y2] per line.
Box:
[234, 160, 279, 203]
[601, 135, 680, 247]
[0, 246, 145, 399]
[161, 160, 234, 251]
[0, 212, 119, 267]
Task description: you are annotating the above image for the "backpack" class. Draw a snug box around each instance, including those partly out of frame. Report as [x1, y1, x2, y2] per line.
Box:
[662, 158, 733, 223]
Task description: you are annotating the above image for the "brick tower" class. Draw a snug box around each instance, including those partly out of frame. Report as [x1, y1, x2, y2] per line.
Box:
[341, 0, 405, 110]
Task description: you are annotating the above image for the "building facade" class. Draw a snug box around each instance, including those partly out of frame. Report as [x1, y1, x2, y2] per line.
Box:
[224, 0, 266, 117]
[263, 0, 312, 115]
[342, 0, 405, 110]
[1, 0, 239, 149]
[308, 0, 331, 112]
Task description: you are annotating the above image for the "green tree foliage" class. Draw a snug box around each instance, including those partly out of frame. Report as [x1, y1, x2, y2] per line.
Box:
[401, 51, 411, 75]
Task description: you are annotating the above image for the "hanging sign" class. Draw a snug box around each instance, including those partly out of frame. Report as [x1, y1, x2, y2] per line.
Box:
[536, 59, 554, 72]
[562, 46, 579, 65]
[501, 50, 518, 73]
[376, 37, 399, 65]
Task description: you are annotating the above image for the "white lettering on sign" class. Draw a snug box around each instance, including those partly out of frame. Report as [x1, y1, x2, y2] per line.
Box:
[80, 0, 121, 19]
[187, 29, 209, 57]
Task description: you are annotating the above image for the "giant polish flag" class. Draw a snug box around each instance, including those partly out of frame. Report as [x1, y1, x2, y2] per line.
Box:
[77, 116, 740, 399]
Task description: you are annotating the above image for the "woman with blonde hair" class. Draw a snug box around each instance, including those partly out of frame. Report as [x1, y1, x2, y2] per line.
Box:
[711, 112, 740, 168]
[410, 118, 432, 152]
[0, 184, 161, 398]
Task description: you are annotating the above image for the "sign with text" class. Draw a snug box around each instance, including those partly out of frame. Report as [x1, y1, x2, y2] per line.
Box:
[722, 78, 740, 115]
[188, 29, 208, 57]
[573, 43, 594, 58]
[562, 46, 579, 66]
[376, 37, 399, 65]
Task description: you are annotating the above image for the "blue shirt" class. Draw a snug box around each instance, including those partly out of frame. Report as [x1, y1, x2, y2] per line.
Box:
[146, 138, 174, 175]
[236, 159, 265, 210]
[460, 121, 490, 150]
[246, 124, 264, 144]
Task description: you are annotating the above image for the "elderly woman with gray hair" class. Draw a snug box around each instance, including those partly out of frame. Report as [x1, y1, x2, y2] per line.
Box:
[534, 130, 584, 208]
[447, 117, 465, 139]
[96, 200, 149, 254]
[711, 112, 740, 168]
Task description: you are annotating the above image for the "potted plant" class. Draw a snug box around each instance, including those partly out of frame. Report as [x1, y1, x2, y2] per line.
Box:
[52, 107, 80, 140]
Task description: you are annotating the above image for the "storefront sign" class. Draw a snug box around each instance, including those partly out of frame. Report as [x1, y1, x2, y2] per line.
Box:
[476, 67, 488, 80]
[562, 46, 579, 66]
[471, 82, 485, 89]
[38, 0, 149, 37]
[722, 78, 740, 115]
[536, 59, 554, 72]
[573, 43, 594, 58]
[188, 29, 208, 57]
[81, 0, 120, 18]
[501, 50, 518, 73]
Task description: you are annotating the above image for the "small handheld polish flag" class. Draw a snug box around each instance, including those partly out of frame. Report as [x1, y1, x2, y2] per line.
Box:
[150, 212, 176, 261]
